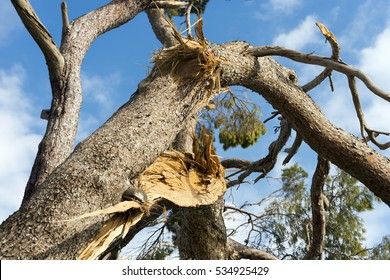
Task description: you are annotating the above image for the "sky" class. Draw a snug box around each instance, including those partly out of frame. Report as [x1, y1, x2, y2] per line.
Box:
[1, 0, 390, 253]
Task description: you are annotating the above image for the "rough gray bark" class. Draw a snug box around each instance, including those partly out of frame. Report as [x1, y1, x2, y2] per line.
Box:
[0, 70, 214, 259]
[177, 198, 230, 259]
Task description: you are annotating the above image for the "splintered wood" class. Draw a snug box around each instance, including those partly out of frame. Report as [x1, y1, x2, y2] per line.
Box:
[76, 130, 226, 259]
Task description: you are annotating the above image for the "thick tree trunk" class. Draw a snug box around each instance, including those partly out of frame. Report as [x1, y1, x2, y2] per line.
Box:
[0, 74, 213, 259]
[177, 198, 230, 259]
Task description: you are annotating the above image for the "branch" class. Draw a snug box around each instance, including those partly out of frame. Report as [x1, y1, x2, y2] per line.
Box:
[304, 157, 329, 260]
[246, 46, 390, 102]
[213, 41, 390, 206]
[301, 22, 340, 93]
[146, 6, 177, 47]
[348, 76, 390, 149]
[150, 1, 189, 9]
[283, 132, 302, 165]
[21, 0, 153, 205]
[11, 0, 64, 81]
[226, 119, 291, 187]
[228, 238, 278, 260]
[61, 2, 70, 41]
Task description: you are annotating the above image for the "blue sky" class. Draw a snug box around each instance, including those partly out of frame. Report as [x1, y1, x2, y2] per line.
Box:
[1, 0, 390, 250]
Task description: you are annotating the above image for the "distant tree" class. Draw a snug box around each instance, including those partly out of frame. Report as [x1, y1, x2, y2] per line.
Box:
[1, 0, 389, 260]
[250, 165, 379, 260]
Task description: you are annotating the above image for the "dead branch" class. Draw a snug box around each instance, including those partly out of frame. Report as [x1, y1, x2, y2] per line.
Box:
[11, 0, 64, 81]
[283, 133, 302, 165]
[226, 119, 291, 187]
[185, 2, 194, 37]
[61, 2, 70, 40]
[348, 76, 390, 149]
[246, 46, 390, 102]
[302, 22, 340, 93]
[150, 1, 189, 9]
[221, 158, 252, 169]
[228, 238, 278, 260]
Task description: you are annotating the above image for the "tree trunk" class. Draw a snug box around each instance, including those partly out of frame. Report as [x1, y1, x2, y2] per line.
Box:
[0, 73, 214, 259]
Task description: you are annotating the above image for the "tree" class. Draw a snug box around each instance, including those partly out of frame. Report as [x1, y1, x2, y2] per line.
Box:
[0, 0, 389, 260]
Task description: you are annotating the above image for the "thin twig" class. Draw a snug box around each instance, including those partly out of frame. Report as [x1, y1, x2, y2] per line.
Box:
[185, 3, 193, 37]
[61, 2, 70, 41]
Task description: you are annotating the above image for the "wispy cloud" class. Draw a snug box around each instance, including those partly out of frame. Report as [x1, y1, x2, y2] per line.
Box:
[268, 0, 302, 13]
[82, 72, 122, 108]
[0, 65, 42, 222]
[359, 26, 390, 91]
[76, 72, 124, 142]
[273, 15, 320, 50]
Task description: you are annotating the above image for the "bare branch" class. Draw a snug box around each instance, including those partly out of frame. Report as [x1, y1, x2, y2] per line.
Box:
[21, 0, 152, 205]
[226, 119, 291, 187]
[221, 158, 252, 169]
[228, 238, 278, 260]
[304, 156, 329, 260]
[150, 1, 189, 9]
[212, 42, 390, 205]
[185, 3, 194, 37]
[61, 2, 70, 41]
[283, 133, 302, 165]
[11, 0, 64, 81]
[302, 22, 340, 93]
[146, 6, 177, 47]
[246, 46, 390, 102]
[348, 76, 390, 149]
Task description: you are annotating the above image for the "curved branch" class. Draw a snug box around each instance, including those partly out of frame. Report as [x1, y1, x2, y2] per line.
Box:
[11, 0, 64, 81]
[228, 238, 278, 260]
[348, 76, 390, 149]
[283, 132, 302, 165]
[226, 119, 291, 188]
[246, 46, 390, 102]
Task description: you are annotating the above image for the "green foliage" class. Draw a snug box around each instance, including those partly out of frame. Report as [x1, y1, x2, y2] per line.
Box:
[254, 164, 381, 259]
[368, 235, 390, 259]
[200, 92, 267, 150]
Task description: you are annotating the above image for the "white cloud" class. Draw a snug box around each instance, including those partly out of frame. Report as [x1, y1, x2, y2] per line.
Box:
[359, 26, 390, 91]
[269, 0, 301, 13]
[0, 1, 22, 45]
[82, 72, 122, 108]
[0, 65, 42, 222]
[273, 15, 320, 50]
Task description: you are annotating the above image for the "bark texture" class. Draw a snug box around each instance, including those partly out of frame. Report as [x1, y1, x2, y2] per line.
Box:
[177, 198, 230, 259]
[0, 74, 212, 259]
